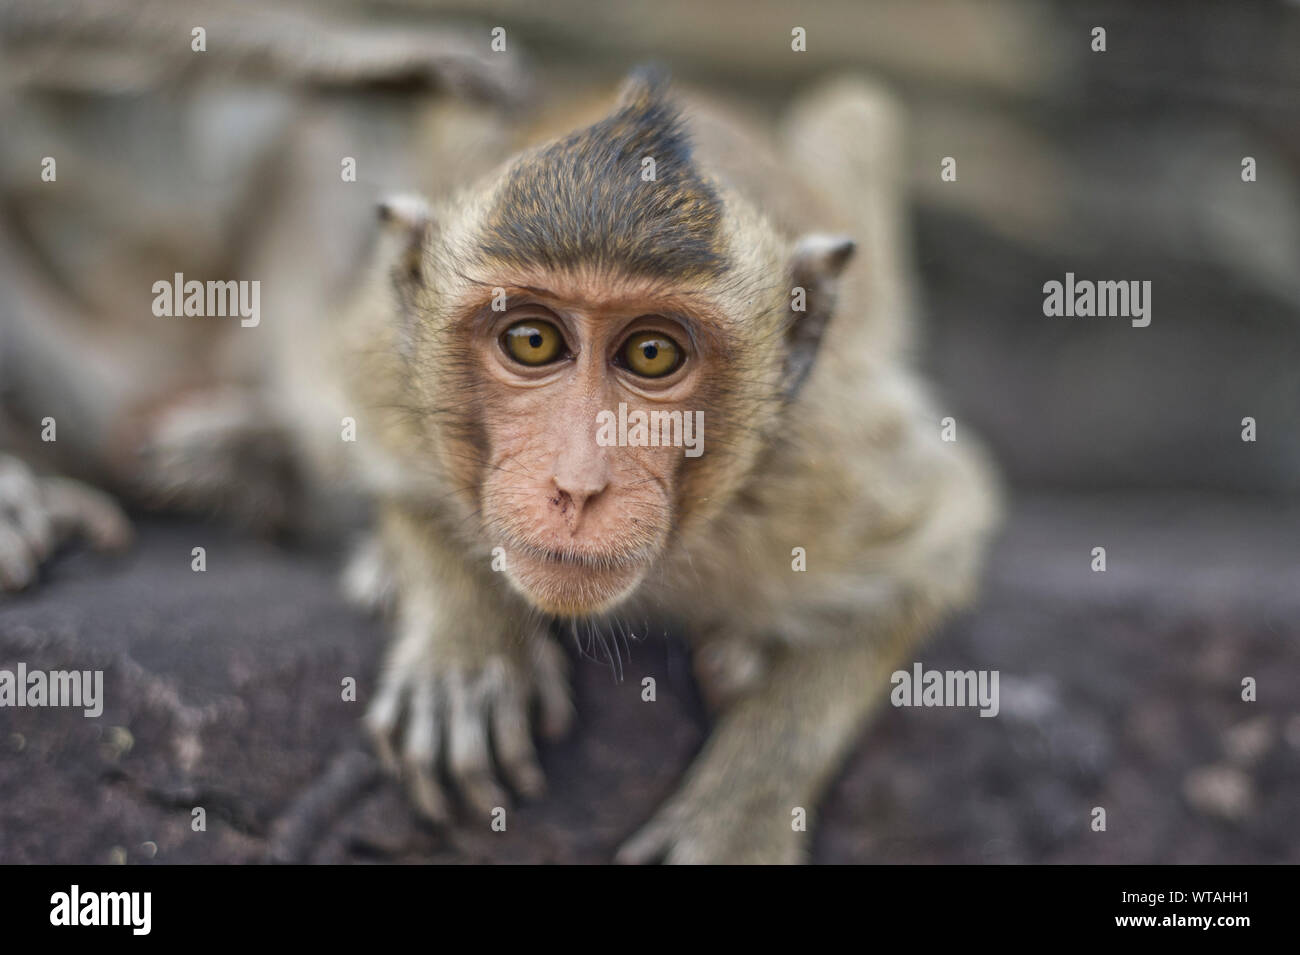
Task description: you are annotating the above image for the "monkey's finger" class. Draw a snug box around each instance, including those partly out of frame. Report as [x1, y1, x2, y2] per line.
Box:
[401, 675, 451, 824]
[0, 456, 52, 561]
[0, 522, 39, 591]
[531, 639, 575, 741]
[11, 502, 53, 563]
[41, 477, 132, 551]
[490, 684, 546, 799]
[661, 829, 734, 865]
[0, 455, 39, 496]
[447, 672, 509, 817]
[614, 815, 678, 865]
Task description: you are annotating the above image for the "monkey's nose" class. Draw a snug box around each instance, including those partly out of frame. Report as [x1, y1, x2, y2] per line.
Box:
[550, 453, 610, 532]
[549, 481, 606, 533]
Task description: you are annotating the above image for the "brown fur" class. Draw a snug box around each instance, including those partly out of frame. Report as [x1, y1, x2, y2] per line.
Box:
[329, 72, 1000, 862]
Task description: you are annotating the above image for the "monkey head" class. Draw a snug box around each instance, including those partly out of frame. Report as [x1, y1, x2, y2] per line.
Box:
[374, 69, 855, 617]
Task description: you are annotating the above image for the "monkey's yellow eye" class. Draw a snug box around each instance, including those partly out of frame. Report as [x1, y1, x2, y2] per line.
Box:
[620, 331, 682, 378]
[502, 320, 565, 366]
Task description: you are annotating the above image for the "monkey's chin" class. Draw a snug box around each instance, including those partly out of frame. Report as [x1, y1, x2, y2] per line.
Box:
[505, 551, 648, 618]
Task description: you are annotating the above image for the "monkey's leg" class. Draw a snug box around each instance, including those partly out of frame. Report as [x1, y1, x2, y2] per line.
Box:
[617, 608, 928, 864]
[364, 502, 573, 822]
[127, 387, 304, 532]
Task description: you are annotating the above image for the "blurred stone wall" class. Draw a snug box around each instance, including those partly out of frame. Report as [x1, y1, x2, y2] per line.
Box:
[5, 0, 1297, 493]
[368, 0, 1300, 494]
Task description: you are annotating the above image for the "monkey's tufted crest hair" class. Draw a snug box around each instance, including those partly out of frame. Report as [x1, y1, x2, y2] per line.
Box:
[477, 66, 728, 280]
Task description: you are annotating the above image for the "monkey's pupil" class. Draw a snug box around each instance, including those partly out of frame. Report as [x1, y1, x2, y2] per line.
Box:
[643, 344, 658, 360]
[529, 333, 543, 349]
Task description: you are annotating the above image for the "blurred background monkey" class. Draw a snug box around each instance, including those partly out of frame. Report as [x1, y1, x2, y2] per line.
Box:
[0, 0, 525, 578]
[321, 69, 1000, 863]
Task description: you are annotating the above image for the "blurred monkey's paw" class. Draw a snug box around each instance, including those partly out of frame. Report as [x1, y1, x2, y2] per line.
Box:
[617, 783, 806, 865]
[0, 453, 132, 591]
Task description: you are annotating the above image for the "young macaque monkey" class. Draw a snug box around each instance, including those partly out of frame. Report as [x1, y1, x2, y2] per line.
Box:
[334, 68, 999, 863]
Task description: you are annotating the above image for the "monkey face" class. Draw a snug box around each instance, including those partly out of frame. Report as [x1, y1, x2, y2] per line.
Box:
[382, 73, 849, 618]
[460, 275, 718, 617]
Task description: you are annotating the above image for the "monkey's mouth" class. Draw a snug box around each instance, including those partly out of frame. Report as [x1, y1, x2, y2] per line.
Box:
[505, 539, 653, 616]
[523, 543, 647, 571]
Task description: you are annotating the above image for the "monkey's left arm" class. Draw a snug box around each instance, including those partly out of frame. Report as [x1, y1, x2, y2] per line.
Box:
[617, 78, 1002, 864]
[621, 399, 1000, 864]
[617, 616, 924, 864]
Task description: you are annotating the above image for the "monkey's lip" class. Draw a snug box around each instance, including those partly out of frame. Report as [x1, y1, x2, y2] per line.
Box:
[513, 540, 651, 571]
[506, 539, 654, 615]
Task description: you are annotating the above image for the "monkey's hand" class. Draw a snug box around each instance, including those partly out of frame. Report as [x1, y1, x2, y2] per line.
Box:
[0, 453, 132, 591]
[616, 755, 807, 865]
[365, 609, 574, 823]
[619, 638, 906, 864]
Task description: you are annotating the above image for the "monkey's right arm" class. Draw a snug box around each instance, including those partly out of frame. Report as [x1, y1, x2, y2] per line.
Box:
[363, 499, 574, 821]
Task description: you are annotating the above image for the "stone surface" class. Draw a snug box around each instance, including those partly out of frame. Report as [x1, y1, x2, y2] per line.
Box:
[2, 492, 1296, 864]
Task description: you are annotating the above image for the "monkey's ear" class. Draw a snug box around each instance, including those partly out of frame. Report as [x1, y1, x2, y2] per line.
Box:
[784, 233, 856, 399]
[376, 193, 432, 287]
